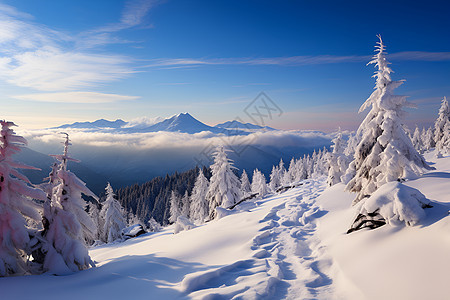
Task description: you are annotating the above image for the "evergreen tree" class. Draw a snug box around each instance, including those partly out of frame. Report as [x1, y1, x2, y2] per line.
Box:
[42, 134, 98, 274]
[189, 169, 210, 224]
[423, 127, 435, 151]
[168, 190, 182, 224]
[100, 183, 126, 243]
[0, 121, 46, 276]
[327, 129, 348, 186]
[269, 165, 281, 191]
[346, 36, 431, 230]
[180, 190, 190, 218]
[87, 201, 101, 244]
[240, 169, 252, 197]
[412, 126, 424, 154]
[434, 97, 450, 147]
[436, 122, 450, 155]
[251, 169, 269, 198]
[206, 145, 241, 218]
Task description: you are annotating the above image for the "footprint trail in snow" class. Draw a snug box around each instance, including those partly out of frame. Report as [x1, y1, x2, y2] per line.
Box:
[183, 178, 334, 299]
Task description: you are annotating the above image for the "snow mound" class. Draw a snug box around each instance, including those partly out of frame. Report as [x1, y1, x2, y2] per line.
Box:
[173, 216, 195, 234]
[360, 181, 430, 227]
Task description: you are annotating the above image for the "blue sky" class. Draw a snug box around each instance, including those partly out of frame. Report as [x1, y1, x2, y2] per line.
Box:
[1, 0, 449, 131]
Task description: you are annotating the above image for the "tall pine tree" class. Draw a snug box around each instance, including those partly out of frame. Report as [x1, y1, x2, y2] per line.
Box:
[346, 36, 431, 231]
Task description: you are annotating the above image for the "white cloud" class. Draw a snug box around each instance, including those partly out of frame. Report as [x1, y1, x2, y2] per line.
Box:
[144, 51, 450, 69]
[0, 2, 155, 92]
[13, 91, 139, 103]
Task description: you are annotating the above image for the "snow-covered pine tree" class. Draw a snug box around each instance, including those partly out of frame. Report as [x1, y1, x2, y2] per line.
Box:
[251, 169, 269, 198]
[189, 169, 210, 224]
[42, 133, 98, 274]
[240, 169, 252, 197]
[100, 183, 126, 243]
[206, 145, 241, 219]
[168, 190, 182, 224]
[434, 97, 450, 147]
[346, 36, 432, 231]
[294, 157, 307, 182]
[423, 127, 435, 151]
[0, 121, 46, 276]
[285, 158, 297, 185]
[437, 122, 450, 155]
[327, 129, 348, 186]
[87, 201, 101, 244]
[269, 165, 281, 191]
[412, 125, 424, 154]
[180, 190, 190, 219]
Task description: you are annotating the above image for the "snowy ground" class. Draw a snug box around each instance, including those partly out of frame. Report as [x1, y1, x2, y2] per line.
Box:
[1, 152, 449, 300]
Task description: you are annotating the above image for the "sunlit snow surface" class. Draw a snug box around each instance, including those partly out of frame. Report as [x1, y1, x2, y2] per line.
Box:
[1, 152, 449, 300]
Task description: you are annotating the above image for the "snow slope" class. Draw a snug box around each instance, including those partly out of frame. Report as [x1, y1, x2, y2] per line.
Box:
[1, 152, 449, 300]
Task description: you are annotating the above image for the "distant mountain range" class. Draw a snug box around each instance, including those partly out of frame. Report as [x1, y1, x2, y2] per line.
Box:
[53, 113, 276, 135]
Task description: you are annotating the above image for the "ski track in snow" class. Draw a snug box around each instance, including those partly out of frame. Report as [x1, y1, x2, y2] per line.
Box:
[184, 178, 333, 299]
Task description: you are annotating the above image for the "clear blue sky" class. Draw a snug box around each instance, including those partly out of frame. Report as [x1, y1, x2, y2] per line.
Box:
[1, 0, 449, 131]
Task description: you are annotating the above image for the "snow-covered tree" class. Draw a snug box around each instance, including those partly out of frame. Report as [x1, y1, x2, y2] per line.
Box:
[285, 158, 297, 184]
[0, 121, 46, 276]
[437, 122, 450, 155]
[100, 183, 126, 243]
[411, 126, 424, 154]
[345, 36, 432, 231]
[42, 134, 98, 274]
[180, 190, 190, 218]
[251, 169, 269, 198]
[206, 145, 241, 218]
[189, 169, 210, 224]
[240, 169, 252, 197]
[269, 165, 281, 191]
[423, 127, 435, 151]
[168, 190, 182, 224]
[434, 97, 450, 147]
[87, 201, 101, 244]
[327, 129, 348, 186]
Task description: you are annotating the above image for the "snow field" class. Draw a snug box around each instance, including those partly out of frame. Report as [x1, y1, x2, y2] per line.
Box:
[1, 153, 449, 300]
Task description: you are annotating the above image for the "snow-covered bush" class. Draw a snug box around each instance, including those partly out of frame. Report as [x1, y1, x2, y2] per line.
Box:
[147, 218, 161, 232]
[0, 121, 46, 276]
[348, 182, 430, 233]
[173, 216, 195, 234]
[100, 183, 126, 243]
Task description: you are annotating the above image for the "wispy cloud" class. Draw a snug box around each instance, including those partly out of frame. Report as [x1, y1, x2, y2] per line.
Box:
[76, 0, 162, 49]
[144, 55, 370, 68]
[144, 51, 450, 69]
[13, 92, 139, 103]
[389, 51, 450, 61]
[0, 1, 156, 97]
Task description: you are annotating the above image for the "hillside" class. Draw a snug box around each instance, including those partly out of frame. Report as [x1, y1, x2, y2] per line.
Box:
[1, 151, 448, 299]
